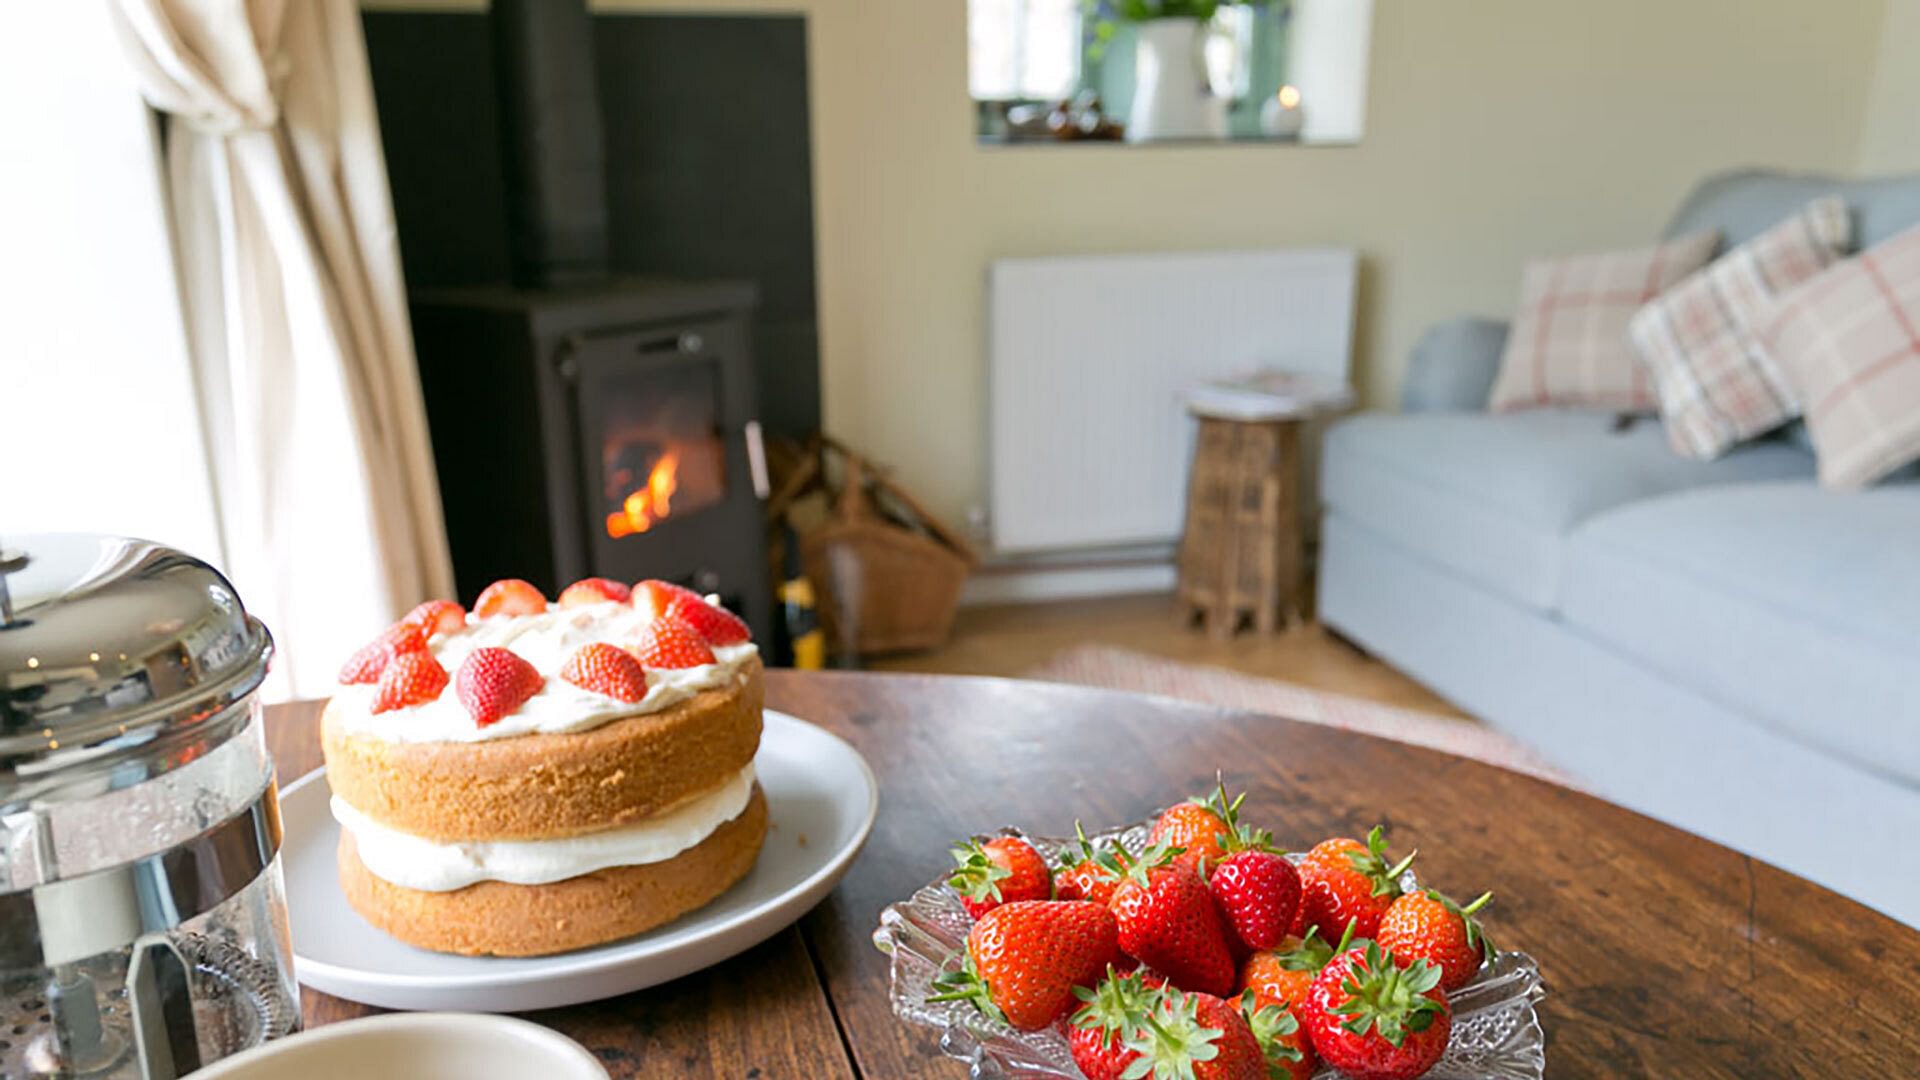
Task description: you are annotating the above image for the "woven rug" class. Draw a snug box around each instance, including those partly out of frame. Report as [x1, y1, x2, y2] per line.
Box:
[1024, 645, 1572, 785]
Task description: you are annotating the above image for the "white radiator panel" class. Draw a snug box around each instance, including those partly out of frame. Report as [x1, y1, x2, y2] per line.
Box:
[988, 248, 1357, 553]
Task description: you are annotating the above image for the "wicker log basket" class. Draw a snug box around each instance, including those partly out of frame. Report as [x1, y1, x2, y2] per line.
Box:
[766, 436, 977, 659]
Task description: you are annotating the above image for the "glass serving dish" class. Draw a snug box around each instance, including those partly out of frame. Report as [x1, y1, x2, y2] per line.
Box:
[872, 819, 1546, 1080]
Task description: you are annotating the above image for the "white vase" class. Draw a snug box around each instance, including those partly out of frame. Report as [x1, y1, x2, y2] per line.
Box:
[1127, 18, 1227, 143]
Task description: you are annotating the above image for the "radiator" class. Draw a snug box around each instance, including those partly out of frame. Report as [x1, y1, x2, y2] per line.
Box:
[987, 248, 1358, 553]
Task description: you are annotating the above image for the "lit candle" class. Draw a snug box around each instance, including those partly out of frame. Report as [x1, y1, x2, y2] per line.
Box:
[1262, 84, 1305, 139]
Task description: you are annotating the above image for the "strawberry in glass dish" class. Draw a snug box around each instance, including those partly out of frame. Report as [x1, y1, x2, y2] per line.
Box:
[1377, 889, 1493, 992]
[1301, 940, 1450, 1080]
[1238, 990, 1314, 1080]
[1146, 795, 1233, 874]
[1211, 846, 1303, 953]
[1109, 843, 1237, 997]
[928, 900, 1120, 1031]
[1066, 967, 1157, 1080]
[1296, 825, 1416, 942]
[1054, 821, 1128, 907]
[1239, 925, 1336, 1014]
[1122, 989, 1267, 1080]
[948, 835, 1053, 919]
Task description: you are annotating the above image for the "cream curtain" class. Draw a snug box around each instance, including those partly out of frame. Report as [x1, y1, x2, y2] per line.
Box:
[109, 0, 454, 698]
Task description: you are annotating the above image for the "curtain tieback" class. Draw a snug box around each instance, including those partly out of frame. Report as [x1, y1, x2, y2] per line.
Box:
[176, 51, 290, 136]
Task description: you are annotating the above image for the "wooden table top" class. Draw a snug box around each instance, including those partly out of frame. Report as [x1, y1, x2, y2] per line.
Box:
[269, 670, 1920, 1078]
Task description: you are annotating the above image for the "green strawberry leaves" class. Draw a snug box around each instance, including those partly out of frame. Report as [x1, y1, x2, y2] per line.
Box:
[1331, 941, 1447, 1048]
[1108, 839, 1184, 890]
[1071, 966, 1158, 1050]
[1428, 887, 1495, 958]
[1344, 825, 1418, 899]
[1120, 990, 1225, 1080]
[1191, 773, 1276, 855]
[927, 954, 1008, 1026]
[1238, 994, 1305, 1067]
[1271, 925, 1336, 973]
[948, 839, 1015, 904]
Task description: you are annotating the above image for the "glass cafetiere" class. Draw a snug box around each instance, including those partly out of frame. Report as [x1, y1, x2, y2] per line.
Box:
[0, 535, 298, 1078]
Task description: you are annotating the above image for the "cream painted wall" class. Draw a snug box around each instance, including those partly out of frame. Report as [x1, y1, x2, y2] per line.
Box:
[377, 0, 1888, 531]
[1859, 0, 1920, 172]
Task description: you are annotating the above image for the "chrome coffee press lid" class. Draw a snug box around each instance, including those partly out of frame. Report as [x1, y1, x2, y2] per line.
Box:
[0, 533, 273, 806]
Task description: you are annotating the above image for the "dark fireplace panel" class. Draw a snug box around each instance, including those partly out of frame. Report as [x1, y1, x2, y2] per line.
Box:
[411, 282, 773, 644]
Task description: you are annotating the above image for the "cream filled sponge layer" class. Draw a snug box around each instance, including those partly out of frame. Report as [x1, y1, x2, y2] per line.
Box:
[336, 786, 770, 957]
[322, 659, 764, 842]
[334, 764, 758, 892]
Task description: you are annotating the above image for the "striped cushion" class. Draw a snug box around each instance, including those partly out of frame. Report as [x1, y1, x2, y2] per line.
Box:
[1629, 198, 1852, 459]
[1491, 232, 1721, 413]
[1762, 223, 1920, 488]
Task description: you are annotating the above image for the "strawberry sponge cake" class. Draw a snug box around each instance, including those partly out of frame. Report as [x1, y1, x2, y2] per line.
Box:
[322, 576, 767, 957]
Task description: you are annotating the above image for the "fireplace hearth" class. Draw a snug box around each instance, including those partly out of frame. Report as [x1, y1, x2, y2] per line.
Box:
[411, 280, 773, 643]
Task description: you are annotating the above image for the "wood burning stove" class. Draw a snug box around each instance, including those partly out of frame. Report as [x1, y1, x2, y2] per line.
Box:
[412, 282, 772, 643]
[407, 0, 773, 642]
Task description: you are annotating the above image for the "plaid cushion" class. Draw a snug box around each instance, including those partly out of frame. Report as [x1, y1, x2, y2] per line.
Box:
[1762, 222, 1920, 488]
[1491, 231, 1721, 413]
[1629, 198, 1852, 459]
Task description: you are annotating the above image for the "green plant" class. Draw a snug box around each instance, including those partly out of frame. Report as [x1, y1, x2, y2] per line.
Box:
[1082, 0, 1286, 59]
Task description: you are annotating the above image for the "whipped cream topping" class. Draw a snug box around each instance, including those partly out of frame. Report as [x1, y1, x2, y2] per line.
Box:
[333, 764, 757, 892]
[332, 600, 758, 744]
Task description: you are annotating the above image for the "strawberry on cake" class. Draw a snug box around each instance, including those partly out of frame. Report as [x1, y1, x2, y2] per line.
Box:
[322, 578, 767, 957]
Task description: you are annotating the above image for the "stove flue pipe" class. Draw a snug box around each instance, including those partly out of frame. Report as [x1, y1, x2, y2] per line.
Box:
[490, 0, 611, 287]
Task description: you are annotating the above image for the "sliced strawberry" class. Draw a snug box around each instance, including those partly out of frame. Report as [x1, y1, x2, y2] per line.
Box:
[454, 646, 545, 727]
[338, 622, 427, 685]
[671, 595, 751, 646]
[473, 579, 547, 618]
[370, 651, 449, 714]
[627, 613, 717, 669]
[401, 599, 466, 639]
[633, 579, 750, 645]
[632, 579, 704, 622]
[557, 577, 632, 608]
[560, 642, 649, 703]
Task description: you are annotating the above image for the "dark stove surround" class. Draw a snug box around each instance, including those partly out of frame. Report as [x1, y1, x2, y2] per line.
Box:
[402, 0, 775, 644]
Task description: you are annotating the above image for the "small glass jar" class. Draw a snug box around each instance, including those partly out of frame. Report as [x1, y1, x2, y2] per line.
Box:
[0, 535, 298, 1078]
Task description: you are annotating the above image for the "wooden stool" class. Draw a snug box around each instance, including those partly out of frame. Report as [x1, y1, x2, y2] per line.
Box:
[1176, 415, 1305, 637]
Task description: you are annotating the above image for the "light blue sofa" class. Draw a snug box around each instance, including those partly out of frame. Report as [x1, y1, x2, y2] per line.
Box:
[1317, 170, 1920, 927]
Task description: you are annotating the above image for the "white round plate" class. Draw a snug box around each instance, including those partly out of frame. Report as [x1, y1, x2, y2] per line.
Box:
[281, 709, 877, 1012]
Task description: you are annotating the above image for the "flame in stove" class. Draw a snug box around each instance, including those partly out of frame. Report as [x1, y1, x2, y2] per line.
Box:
[606, 450, 681, 538]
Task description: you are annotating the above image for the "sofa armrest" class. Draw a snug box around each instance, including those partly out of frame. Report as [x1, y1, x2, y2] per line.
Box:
[1400, 317, 1510, 412]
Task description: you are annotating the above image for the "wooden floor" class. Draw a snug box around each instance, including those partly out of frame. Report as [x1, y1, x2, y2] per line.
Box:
[868, 592, 1467, 718]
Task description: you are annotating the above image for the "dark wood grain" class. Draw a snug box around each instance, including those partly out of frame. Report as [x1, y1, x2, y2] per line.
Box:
[269, 672, 1920, 1079]
[768, 672, 1920, 1080]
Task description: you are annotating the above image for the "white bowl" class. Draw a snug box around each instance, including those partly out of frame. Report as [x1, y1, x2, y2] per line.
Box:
[192, 1014, 606, 1080]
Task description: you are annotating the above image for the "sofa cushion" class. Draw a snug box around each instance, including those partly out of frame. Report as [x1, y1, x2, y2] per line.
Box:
[1562, 481, 1920, 786]
[1628, 196, 1851, 460]
[1762, 222, 1920, 488]
[1321, 410, 1815, 611]
[1490, 232, 1721, 413]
